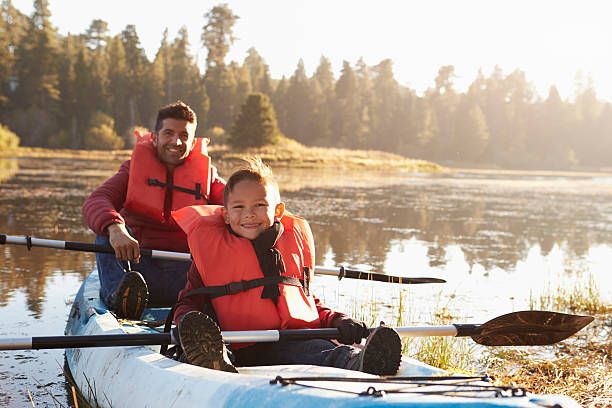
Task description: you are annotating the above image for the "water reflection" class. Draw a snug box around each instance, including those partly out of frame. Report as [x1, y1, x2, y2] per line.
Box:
[282, 176, 612, 274]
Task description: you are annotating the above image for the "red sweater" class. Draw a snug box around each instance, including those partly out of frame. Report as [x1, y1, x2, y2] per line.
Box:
[82, 160, 225, 252]
[174, 262, 346, 328]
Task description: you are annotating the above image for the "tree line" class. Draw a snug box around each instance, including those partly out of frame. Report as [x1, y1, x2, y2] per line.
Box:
[1, 0, 611, 169]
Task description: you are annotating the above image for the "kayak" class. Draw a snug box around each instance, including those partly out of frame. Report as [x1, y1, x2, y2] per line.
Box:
[64, 271, 580, 408]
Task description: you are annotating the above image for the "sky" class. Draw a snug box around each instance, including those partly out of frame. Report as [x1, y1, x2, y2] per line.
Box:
[10, 0, 612, 102]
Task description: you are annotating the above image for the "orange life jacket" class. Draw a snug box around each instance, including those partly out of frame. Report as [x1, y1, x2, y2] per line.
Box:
[123, 131, 211, 223]
[172, 205, 321, 339]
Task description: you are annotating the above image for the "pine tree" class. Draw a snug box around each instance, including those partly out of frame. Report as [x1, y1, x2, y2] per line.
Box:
[333, 61, 360, 147]
[311, 56, 335, 145]
[12, 0, 60, 145]
[453, 95, 489, 162]
[371, 59, 400, 151]
[55, 34, 79, 147]
[205, 65, 237, 130]
[201, 3, 239, 69]
[121, 24, 148, 128]
[271, 76, 289, 132]
[202, 5, 239, 130]
[167, 26, 209, 133]
[244, 47, 265, 93]
[0, 0, 26, 117]
[107, 35, 131, 140]
[232, 61, 252, 113]
[230, 92, 282, 148]
[284, 59, 316, 144]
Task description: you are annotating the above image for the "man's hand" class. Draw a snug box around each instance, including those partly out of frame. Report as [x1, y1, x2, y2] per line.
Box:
[107, 223, 140, 263]
[331, 315, 370, 345]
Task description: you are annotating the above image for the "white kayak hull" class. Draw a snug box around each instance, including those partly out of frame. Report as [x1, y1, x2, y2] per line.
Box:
[65, 271, 580, 408]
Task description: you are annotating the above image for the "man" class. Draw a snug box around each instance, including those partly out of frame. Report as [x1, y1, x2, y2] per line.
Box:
[83, 101, 225, 319]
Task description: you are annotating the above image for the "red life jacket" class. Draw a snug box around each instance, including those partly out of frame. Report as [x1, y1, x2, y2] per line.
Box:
[123, 131, 211, 223]
[172, 205, 321, 345]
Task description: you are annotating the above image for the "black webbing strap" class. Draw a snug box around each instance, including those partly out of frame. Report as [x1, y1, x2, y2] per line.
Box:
[147, 178, 208, 202]
[184, 275, 305, 299]
[161, 303, 178, 356]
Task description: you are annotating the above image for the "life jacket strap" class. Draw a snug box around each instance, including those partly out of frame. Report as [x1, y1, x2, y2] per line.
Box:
[184, 275, 306, 299]
[147, 178, 208, 202]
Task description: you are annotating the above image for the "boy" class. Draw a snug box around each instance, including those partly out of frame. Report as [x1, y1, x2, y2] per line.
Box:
[171, 157, 402, 375]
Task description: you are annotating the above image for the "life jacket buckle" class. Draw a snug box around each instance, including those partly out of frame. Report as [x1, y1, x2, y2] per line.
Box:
[225, 280, 247, 295]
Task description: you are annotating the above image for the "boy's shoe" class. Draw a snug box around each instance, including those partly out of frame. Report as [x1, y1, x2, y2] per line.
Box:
[346, 325, 402, 376]
[178, 311, 238, 373]
[109, 271, 149, 320]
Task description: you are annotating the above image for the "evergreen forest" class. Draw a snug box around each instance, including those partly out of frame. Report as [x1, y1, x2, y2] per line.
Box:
[1, 0, 611, 170]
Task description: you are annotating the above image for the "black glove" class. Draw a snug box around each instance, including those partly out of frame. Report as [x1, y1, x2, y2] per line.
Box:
[331, 315, 370, 345]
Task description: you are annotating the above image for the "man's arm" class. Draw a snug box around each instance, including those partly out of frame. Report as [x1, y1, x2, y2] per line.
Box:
[82, 160, 140, 261]
[82, 160, 130, 235]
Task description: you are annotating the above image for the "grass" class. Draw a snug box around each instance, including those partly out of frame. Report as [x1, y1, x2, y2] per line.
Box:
[0, 138, 444, 173]
[493, 271, 612, 406]
[529, 272, 612, 314]
[351, 275, 611, 405]
[482, 336, 612, 407]
[211, 137, 443, 172]
[353, 287, 478, 374]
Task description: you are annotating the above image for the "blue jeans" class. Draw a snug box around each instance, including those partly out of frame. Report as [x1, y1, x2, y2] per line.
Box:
[232, 339, 358, 369]
[95, 234, 189, 308]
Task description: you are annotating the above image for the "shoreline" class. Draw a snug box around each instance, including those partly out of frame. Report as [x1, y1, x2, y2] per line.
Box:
[0, 144, 443, 173]
[4, 146, 612, 177]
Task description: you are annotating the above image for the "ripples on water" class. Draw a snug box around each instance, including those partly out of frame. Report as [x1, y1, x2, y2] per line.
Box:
[1, 158, 612, 406]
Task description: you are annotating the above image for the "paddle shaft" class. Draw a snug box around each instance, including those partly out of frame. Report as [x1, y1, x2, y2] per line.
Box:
[0, 234, 445, 284]
[0, 326, 473, 350]
[0, 309, 593, 350]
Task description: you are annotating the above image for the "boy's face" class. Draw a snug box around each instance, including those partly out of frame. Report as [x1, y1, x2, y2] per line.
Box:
[222, 179, 285, 240]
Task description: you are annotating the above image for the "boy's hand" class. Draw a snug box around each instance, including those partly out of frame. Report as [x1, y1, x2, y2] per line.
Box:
[331, 316, 370, 345]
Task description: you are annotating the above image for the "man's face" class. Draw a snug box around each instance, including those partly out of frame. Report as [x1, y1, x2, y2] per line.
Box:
[152, 118, 197, 169]
[222, 180, 284, 240]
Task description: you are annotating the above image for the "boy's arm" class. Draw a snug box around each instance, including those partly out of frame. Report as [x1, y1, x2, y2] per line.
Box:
[313, 295, 348, 328]
[173, 262, 211, 325]
[82, 161, 130, 235]
[314, 294, 369, 345]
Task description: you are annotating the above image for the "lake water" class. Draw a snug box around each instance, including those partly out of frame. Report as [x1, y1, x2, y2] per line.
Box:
[1, 157, 611, 407]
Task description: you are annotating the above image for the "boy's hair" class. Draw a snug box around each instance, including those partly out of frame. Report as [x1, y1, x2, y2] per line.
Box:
[155, 101, 197, 132]
[223, 156, 280, 205]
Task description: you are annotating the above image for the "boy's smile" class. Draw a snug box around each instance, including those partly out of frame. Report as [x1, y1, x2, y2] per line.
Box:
[223, 180, 284, 240]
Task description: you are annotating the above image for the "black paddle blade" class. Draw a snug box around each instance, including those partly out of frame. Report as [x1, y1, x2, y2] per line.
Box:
[341, 268, 446, 284]
[470, 310, 594, 346]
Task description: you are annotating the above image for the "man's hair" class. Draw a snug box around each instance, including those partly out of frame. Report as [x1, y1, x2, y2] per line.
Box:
[155, 101, 197, 132]
[223, 156, 280, 205]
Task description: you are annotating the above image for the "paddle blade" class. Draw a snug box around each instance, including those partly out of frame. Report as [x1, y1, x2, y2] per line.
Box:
[471, 310, 594, 346]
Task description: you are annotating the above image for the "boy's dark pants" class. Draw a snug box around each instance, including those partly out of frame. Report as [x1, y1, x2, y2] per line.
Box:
[233, 339, 357, 368]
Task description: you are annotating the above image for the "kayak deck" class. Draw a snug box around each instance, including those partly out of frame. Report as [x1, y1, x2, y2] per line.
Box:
[64, 271, 581, 408]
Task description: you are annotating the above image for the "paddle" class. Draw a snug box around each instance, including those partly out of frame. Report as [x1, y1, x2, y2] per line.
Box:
[0, 311, 593, 350]
[0, 234, 446, 285]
